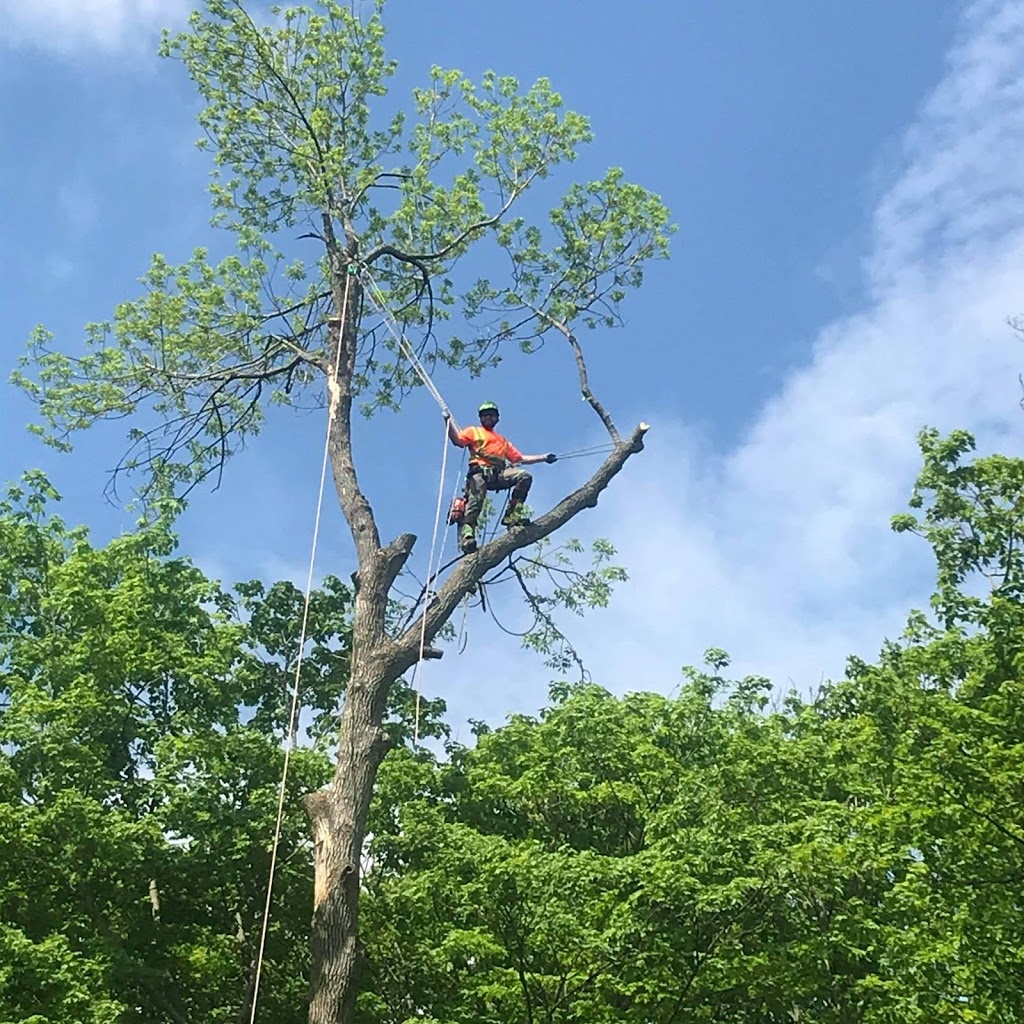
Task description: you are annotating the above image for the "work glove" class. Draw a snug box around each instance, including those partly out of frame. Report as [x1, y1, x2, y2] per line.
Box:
[545, 453, 558, 464]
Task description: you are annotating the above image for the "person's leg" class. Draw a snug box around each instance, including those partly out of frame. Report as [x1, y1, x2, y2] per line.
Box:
[498, 467, 532, 526]
[463, 470, 487, 526]
[461, 470, 487, 552]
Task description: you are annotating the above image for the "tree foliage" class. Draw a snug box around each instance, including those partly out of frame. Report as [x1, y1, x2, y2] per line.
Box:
[10, 0, 1024, 1021]
[10, 6, 671, 1016]
[5, 429, 1024, 1021]
[349, 428, 1024, 1024]
[0, 474, 433, 1023]
[13, 0, 671, 500]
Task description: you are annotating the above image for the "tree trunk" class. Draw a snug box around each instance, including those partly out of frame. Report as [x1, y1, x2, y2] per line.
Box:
[302, 256, 415, 1024]
[305, 659, 392, 1024]
[303, 258, 649, 1020]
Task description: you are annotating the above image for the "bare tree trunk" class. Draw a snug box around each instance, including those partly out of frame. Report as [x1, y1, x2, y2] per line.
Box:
[305, 662, 391, 1024]
[303, 523, 411, 1024]
[304, 259, 406, 1024]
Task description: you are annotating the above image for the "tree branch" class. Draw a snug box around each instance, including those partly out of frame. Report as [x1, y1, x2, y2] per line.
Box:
[361, 177, 536, 266]
[529, 309, 619, 441]
[350, 171, 413, 211]
[358, 250, 436, 348]
[386, 422, 649, 675]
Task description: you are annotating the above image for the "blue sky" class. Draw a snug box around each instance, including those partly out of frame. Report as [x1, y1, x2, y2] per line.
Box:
[4, 0, 1023, 734]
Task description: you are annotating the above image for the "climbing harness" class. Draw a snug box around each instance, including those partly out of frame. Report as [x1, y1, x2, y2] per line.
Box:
[248, 267, 357, 1024]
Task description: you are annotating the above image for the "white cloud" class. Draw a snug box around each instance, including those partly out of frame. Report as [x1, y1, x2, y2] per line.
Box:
[583, 0, 1024, 694]
[4, 0, 186, 54]
[420, 0, 1024, 724]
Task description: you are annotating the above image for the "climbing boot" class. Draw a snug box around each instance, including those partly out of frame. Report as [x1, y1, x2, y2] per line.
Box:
[501, 501, 530, 528]
[460, 524, 478, 554]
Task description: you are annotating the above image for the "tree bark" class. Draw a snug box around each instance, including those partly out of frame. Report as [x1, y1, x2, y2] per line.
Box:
[305, 260, 414, 1024]
[305, 661, 391, 1024]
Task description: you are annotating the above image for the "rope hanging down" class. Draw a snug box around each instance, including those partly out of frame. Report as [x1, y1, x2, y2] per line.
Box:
[411, 420, 450, 745]
[356, 265, 462, 745]
[247, 269, 356, 1024]
[412, 445, 466, 741]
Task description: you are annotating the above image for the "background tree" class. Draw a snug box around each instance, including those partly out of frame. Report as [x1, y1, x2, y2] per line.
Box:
[353, 428, 1024, 1023]
[880, 428, 1024, 1018]
[5, 431, 1024, 1021]
[359, 666, 911, 1023]
[0, 473, 345, 1022]
[12, 1, 672, 1019]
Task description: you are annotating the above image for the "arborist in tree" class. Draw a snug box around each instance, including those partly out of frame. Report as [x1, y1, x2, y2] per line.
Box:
[445, 402, 557, 554]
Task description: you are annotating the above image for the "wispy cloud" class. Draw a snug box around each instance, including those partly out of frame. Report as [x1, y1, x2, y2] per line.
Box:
[4, 0, 186, 55]
[422, 0, 1024, 725]
[583, 0, 1024, 693]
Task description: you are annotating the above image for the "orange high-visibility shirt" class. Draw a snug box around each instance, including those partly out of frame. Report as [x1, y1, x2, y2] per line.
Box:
[455, 425, 524, 468]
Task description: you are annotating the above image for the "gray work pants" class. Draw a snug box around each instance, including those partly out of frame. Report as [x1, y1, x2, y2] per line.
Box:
[463, 465, 532, 526]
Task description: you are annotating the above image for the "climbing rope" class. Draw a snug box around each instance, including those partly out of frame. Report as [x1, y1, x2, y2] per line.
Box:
[457, 593, 471, 653]
[247, 270, 355, 1024]
[359, 266, 453, 419]
[555, 442, 616, 460]
[482, 490, 511, 547]
[411, 420, 449, 745]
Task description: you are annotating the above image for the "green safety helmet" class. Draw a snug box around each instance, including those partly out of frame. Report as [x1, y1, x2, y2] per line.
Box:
[478, 401, 499, 416]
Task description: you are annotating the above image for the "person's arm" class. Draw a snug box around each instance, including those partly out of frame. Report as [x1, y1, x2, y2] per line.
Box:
[444, 410, 467, 446]
[507, 441, 557, 465]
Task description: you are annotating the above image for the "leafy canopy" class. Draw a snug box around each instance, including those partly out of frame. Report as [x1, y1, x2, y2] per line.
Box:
[0, 472, 443, 1022]
[13, 0, 672, 501]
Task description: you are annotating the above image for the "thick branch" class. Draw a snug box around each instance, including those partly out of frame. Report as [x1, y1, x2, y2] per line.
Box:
[362, 244, 435, 278]
[386, 422, 649, 675]
[566, 331, 618, 441]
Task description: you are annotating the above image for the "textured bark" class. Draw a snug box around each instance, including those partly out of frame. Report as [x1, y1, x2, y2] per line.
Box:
[305, 261, 413, 1024]
[305, 663, 391, 1024]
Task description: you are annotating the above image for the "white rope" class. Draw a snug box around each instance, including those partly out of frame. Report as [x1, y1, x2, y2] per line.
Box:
[247, 272, 354, 1024]
[358, 266, 452, 419]
[457, 593, 471, 654]
[357, 263, 468, 745]
[412, 419, 450, 744]
[432, 447, 465, 580]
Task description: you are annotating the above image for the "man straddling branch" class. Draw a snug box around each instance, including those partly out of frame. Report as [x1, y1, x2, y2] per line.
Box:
[445, 401, 557, 554]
